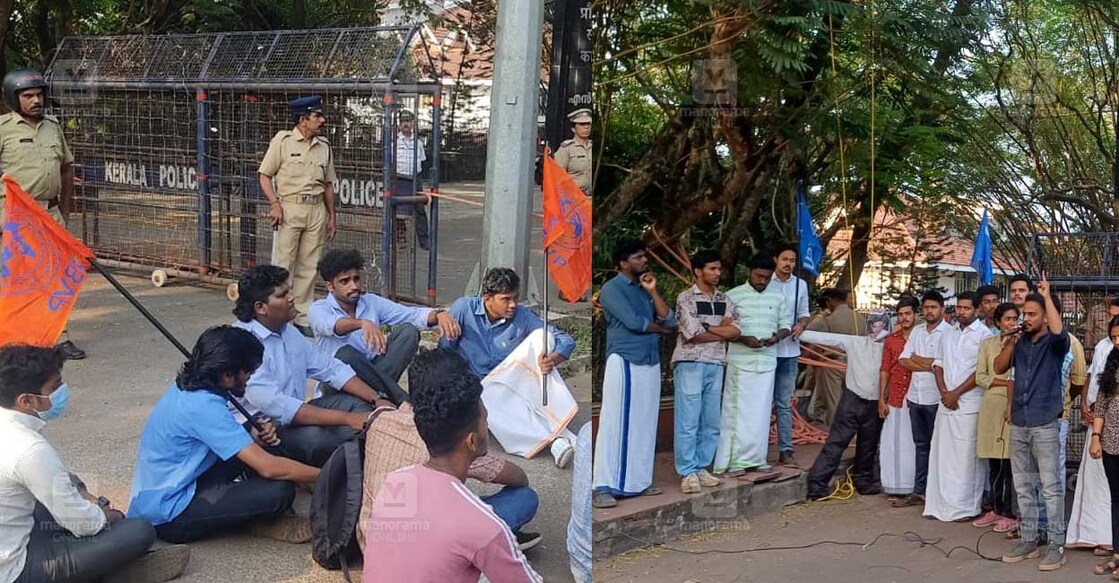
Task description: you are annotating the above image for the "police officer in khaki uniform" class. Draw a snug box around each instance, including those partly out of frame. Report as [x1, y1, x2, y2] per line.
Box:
[554, 108, 592, 196]
[258, 95, 337, 336]
[0, 68, 86, 359]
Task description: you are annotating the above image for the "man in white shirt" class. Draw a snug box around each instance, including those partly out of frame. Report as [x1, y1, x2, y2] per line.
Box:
[0, 345, 188, 583]
[769, 245, 811, 467]
[893, 290, 952, 508]
[801, 329, 885, 499]
[393, 109, 430, 250]
[923, 291, 993, 521]
[232, 264, 385, 467]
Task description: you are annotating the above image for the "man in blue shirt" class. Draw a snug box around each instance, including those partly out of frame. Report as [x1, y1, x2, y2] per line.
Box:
[310, 249, 461, 405]
[129, 326, 331, 543]
[994, 276, 1070, 570]
[592, 239, 676, 509]
[440, 267, 578, 468]
[232, 264, 384, 467]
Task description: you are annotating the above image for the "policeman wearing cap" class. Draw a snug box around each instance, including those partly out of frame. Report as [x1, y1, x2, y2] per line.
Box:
[393, 109, 430, 250]
[0, 68, 86, 360]
[258, 95, 338, 336]
[554, 108, 593, 196]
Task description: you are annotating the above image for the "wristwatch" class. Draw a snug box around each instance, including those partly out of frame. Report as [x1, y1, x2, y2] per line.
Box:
[96, 496, 111, 509]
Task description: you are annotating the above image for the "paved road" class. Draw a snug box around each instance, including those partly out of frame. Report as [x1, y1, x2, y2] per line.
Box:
[52, 272, 588, 581]
[595, 494, 1101, 583]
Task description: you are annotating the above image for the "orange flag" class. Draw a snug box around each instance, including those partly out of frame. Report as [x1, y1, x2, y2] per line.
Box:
[542, 152, 592, 302]
[0, 175, 95, 346]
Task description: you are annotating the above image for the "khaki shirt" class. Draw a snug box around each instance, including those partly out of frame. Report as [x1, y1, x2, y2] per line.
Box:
[1063, 334, 1087, 420]
[554, 138, 592, 195]
[0, 112, 73, 203]
[258, 129, 336, 199]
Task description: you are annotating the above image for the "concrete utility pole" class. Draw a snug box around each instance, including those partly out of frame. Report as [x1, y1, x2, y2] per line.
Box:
[478, 0, 544, 298]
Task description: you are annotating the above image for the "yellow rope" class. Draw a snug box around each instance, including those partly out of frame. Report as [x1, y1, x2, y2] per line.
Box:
[816, 466, 857, 502]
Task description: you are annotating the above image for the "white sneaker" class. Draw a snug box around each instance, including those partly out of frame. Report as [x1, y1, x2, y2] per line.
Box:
[551, 437, 574, 469]
[696, 469, 722, 487]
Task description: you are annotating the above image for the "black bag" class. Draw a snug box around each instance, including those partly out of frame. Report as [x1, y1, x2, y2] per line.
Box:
[310, 409, 386, 580]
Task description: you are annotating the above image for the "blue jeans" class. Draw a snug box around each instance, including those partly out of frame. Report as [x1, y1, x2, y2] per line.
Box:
[673, 362, 725, 477]
[1010, 420, 1066, 545]
[1037, 418, 1069, 536]
[773, 357, 798, 453]
[908, 402, 938, 495]
[482, 486, 538, 534]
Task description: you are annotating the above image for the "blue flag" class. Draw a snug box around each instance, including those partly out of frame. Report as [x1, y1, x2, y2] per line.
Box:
[971, 208, 994, 285]
[796, 187, 824, 276]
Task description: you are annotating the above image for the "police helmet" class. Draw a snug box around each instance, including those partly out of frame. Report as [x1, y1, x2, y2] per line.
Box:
[3, 68, 49, 110]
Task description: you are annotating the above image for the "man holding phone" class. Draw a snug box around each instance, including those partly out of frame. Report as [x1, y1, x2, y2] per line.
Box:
[714, 254, 790, 478]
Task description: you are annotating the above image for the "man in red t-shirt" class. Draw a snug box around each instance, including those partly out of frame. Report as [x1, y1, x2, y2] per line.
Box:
[879, 296, 919, 497]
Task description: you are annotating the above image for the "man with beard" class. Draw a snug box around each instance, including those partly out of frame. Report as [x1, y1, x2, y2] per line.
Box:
[996, 276, 1071, 570]
[714, 254, 790, 478]
[671, 250, 740, 494]
[128, 326, 324, 543]
[310, 248, 461, 405]
[894, 291, 952, 509]
[593, 240, 676, 508]
[923, 292, 993, 521]
[769, 245, 811, 467]
[232, 265, 382, 467]
[0, 68, 85, 360]
[879, 295, 919, 498]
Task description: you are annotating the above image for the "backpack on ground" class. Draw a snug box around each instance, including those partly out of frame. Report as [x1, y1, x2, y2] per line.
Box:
[310, 408, 387, 581]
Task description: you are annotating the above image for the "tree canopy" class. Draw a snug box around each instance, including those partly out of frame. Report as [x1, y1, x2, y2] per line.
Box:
[594, 0, 1119, 301]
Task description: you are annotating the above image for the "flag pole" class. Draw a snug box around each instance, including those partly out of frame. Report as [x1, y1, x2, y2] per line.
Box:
[543, 243, 550, 407]
[88, 260, 264, 429]
[793, 179, 802, 329]
[541, 148, 551, 407]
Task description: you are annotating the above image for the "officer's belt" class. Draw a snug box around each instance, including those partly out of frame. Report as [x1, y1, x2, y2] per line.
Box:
[279, 194, 320, 205]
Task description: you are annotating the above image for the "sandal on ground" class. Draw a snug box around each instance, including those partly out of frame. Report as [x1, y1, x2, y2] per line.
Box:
[1093, 557, 1119, 575]
[1099, 547, 1117, 557]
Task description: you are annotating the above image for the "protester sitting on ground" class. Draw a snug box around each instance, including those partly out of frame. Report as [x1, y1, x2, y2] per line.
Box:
[232, 264, 384, 467]
[362, 348, 543, 582]
[357, 355, 542, 552]
[0, 345, 189, 583]
[128, 326, 326, 544]
[310, 249, 462, 405]
[440, 267, 579, 468]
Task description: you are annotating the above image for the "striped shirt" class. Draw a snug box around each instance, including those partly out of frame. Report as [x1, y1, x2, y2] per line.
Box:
[671, 285, 739, 366]
[726, 282, 790, 373]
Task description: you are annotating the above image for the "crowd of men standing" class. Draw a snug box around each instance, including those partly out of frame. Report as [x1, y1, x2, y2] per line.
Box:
[593, 236, 1119, 574]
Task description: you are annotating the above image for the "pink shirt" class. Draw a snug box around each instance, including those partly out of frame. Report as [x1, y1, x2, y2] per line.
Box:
[362, 465, 542, 583]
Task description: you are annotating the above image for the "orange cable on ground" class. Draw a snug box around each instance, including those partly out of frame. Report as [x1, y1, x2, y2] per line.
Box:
[770, 397, 829, 446]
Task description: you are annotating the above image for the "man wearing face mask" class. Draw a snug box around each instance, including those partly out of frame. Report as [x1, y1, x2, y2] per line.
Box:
[128, 326, 324, 544]
[0, 68, 86, 360]
[0, 345, 189, 583]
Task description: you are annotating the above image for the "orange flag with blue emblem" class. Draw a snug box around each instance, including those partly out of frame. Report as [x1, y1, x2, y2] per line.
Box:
[542, 152, 591, 302]
[0, 175, 95, 346]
